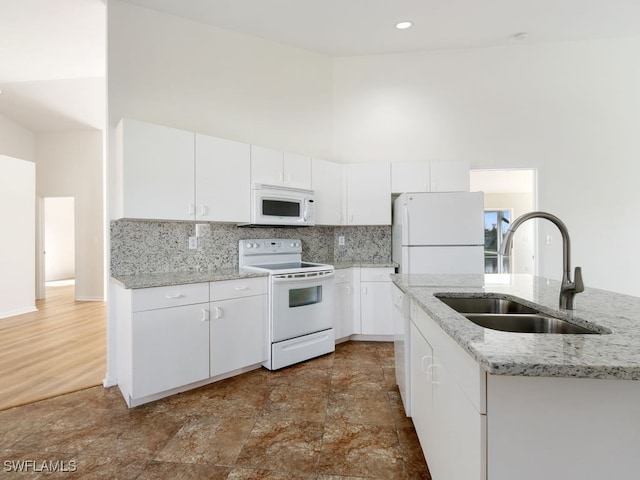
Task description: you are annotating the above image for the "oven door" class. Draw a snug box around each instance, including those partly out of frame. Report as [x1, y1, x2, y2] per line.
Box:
[270, 271, 335, 342]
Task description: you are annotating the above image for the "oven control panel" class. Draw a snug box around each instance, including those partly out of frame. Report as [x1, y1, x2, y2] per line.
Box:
[240, 238, 302, 255]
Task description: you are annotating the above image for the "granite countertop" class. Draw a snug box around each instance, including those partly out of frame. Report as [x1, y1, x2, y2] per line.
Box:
[111, 269, 268, 289]
[392, 273, 640, 381]
[112, 262, 397, 289]
[331, 261, 397, 269]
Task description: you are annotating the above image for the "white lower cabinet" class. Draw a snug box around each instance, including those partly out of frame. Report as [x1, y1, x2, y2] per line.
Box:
[410, 301, 486, 480]
[410, 322, 434, 454]
[210, 278, 267, 376]
[360, 267, 394, 335]
[333, 268, 354, 340]
[132, 303, 210, 399]
[114, 277, 267, 407]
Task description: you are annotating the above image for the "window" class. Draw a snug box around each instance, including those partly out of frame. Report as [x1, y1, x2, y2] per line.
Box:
[484, 210, 511, 273]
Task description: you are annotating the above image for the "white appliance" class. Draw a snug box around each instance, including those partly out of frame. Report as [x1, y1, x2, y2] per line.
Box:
[392, 191, 484, 416]
[242, 184, 315, 227]
[239, 239, 334, 370]
[392, 191, 485, 274]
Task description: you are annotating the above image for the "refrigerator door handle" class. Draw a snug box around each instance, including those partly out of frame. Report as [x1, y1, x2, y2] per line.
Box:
[402, 203, 410, 245]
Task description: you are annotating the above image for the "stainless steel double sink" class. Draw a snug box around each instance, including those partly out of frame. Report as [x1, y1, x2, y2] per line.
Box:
[435, 295, 602, 334]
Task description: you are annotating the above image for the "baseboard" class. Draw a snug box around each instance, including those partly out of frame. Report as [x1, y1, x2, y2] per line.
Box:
[75, 296, 105, 302]
[0, 306, 38, 319]
[103, 374, 118, 388]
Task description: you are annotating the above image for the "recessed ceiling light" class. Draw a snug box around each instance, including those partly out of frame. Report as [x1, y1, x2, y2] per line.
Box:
[396, 21, 413, 30]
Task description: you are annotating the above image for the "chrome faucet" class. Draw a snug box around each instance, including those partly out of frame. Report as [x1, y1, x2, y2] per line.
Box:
[499, 211, 584, 310]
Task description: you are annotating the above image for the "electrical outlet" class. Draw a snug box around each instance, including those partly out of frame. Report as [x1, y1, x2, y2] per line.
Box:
[338, 235, 345, 246]
[188, 236, 198, 250]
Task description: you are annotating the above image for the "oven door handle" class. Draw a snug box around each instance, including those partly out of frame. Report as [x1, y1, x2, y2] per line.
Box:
[271, 271, 335, 284]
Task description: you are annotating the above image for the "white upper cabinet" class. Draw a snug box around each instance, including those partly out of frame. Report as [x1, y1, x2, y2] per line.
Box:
[346, 163, 391, 225]
[251, 145, 311, 189]
[283, 152, 312, 189]
[116, 118, 195, 221]
[311, 158, 344, 225]
[250, 145, 282, 186]
[195, 134, 250, 223]
[430, 161, 470, 192]
[391, 161, 470, 193]
[391, 162, 430, 193]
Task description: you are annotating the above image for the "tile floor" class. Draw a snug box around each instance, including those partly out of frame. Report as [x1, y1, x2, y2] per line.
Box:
[0, 341, 431, 479]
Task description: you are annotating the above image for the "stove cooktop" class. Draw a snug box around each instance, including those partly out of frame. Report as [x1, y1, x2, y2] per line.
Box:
[239, 238, 333, 274]
[254, 262, 323, 271]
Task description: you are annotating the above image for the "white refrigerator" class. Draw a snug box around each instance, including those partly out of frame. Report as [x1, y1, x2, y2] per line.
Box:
[392, 191, 485, 274]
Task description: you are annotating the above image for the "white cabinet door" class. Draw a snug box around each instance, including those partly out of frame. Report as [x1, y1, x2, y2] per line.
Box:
[131, 303, 210, 398]
[333, 269, 353, 340]
[430, 161, 470, 192]
[195, 133, 250, 223]
[312, 158, 344, 225]
[410, 322, 435, 459]
[346, 163, 391, 225]
[251, 145, 283, 185]
[360, 277, 394, 335]
[210, 294, 267, 377]
[432, 353, 486, 480]
[117, 118, 195, 221]
[283, 151, 311, 189]
[391, 162, 430, 193]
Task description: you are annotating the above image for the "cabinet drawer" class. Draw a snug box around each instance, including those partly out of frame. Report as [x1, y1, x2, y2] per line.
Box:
[132, 283, 209, 312]
[360, 267, 394, 282]
[210, 277, 267, 301]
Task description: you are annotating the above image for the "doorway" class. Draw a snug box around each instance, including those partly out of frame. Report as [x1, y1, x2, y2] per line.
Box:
[38, 197, 76, 299]
[470, 169, 537, 275]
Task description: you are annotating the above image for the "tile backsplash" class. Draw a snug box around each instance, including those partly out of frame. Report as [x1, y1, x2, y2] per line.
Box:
[110, 220, 391, 276]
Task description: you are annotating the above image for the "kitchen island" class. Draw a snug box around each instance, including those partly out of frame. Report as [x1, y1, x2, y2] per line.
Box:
[392, 273, 640, 480]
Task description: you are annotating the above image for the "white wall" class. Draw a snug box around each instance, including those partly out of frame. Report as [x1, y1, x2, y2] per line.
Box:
[0, 112, 35, 162]
[0, 155, 36, 318]
[36, 131, 104, 300]
[332, 38, 640, 296]
[44, 197, 75, 281]
[107, 1, 333, 156]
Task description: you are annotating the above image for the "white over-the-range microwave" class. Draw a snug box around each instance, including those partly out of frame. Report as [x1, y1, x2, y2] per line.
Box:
[241, 184, 315, 227]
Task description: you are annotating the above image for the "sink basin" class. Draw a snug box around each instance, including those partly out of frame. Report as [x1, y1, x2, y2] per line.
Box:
[435, 295, 602, 335]
[436, 296, 538, 314]
[465, 313, 600, 334]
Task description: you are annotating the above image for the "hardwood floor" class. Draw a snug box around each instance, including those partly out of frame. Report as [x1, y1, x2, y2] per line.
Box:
[0, 284, 106, 411]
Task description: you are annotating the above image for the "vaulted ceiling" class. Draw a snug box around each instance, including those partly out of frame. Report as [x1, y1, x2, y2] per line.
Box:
[1, 0, 639, 133]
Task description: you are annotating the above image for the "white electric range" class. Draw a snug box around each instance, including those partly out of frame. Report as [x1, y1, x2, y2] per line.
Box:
[239, 239, 335, 370]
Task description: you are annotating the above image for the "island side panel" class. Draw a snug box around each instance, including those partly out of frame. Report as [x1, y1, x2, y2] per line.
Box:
[486, 374, 640, 480]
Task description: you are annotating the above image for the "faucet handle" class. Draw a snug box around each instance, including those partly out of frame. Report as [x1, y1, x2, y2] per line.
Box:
[574, 266, 584, 293]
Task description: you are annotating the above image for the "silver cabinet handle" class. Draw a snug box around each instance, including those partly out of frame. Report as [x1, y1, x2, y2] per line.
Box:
[165, 293, 183, 299]
[201, 309, 209, 322]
